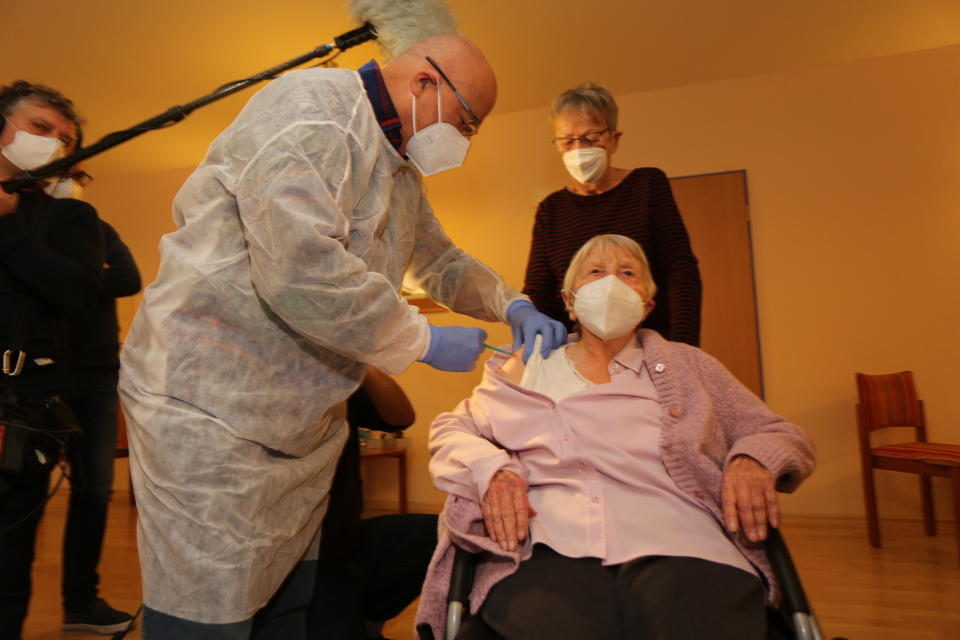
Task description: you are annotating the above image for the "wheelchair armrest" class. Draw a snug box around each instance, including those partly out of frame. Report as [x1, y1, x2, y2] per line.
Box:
[764, 526, 810, 615]
[765, 526, 835, 640]
[449, 545, 478, 606]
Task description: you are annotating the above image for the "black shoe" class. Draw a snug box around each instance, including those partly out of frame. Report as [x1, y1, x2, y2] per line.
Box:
[63, 598, 134, 635]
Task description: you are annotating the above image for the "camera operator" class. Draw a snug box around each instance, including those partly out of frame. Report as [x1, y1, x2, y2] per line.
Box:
[0, 81, 104, 640]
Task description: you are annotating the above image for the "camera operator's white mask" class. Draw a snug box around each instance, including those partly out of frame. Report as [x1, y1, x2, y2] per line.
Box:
[45, 177, 83, 199]
[406, 80, 470, 177]
[2, 118, 64, 170]
[571, 275, 647, 340]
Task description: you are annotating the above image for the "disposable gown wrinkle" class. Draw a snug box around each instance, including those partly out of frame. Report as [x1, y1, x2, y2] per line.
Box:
[404, 193, 523, 323]
[120, 68, 523, 623]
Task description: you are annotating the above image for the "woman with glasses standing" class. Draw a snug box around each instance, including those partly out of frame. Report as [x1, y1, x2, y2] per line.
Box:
[523, 83, 702, 346]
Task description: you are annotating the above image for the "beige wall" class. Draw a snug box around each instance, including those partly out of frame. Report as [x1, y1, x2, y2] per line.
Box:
[92, 43, 960, 519]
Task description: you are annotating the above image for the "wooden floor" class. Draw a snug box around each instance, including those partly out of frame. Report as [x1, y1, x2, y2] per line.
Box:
[21, 475, 960, 639]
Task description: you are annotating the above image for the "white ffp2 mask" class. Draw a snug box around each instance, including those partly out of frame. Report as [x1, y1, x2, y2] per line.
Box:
[572, 275, 646, 340]
[1, 119, 64, 170]
[44, 177, 83, 199]
[406, 84, 470, 177]
[562, 146, 607, 184]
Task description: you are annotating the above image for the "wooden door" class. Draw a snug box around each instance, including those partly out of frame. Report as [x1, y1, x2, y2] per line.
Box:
[668, 171, 763, 397]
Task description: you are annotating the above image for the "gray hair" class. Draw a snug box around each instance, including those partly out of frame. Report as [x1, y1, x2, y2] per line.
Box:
[562, 234, 657, 300]
[349, 0, 458, 59]
[550, 82, 618, 130]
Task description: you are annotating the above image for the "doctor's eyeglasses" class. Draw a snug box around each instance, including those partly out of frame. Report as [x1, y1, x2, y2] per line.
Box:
[424, 56, 481, 137]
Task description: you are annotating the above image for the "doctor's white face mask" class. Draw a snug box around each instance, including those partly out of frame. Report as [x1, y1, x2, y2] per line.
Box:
[406, 81, 471, 177]
[571, 275, 647, 340]
[562, 146, 608, 184]
[1, 118, 65, 170]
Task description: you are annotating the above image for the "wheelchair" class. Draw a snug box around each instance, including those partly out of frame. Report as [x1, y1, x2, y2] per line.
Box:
[417, 527, 842, 640]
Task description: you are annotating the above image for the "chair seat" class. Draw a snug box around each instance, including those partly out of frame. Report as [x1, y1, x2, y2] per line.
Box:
[872, 442, 960, 466]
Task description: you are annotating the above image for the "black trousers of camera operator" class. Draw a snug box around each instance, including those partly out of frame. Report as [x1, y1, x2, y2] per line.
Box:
[0, 455, 53, 639]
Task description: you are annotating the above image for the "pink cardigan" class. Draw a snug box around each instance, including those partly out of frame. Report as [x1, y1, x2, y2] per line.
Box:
[415, 330, 816, 639]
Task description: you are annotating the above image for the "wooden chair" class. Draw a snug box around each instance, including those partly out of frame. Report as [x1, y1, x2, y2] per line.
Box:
[855, 371, 960, 564]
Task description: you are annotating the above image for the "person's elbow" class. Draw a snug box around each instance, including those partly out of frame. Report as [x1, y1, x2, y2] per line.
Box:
[104, 270, 142, 298]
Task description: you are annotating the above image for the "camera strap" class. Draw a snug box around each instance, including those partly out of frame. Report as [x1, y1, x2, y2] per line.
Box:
[3, 194, 52, 377]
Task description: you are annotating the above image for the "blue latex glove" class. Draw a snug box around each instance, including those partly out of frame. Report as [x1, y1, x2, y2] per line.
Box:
[507, 299, 568, 363]
[419, 324, 488, 372]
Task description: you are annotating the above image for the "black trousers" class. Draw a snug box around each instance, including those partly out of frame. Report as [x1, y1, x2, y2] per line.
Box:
[0, 464, 53, 640]
[473, 545, 766, 640]
[62, 369, 121, 610]
[312, 513, 438, 639]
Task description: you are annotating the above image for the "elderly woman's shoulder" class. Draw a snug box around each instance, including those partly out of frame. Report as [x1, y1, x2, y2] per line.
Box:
[640, 330, 710, 363]
[494, 351, 525, 384]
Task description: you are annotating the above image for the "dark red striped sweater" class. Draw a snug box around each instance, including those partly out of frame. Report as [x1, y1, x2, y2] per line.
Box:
[522, 167, 702, 346]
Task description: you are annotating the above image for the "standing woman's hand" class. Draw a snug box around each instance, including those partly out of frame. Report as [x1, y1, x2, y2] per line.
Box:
[721, 455, 780, 542]
[482, 469, 537, 552]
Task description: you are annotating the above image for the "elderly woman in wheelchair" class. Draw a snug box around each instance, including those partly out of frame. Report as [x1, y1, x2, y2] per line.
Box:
[416, 234, 816, 640]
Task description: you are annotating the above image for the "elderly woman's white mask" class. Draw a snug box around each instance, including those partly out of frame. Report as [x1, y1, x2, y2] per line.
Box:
[572, 275, 646, 340]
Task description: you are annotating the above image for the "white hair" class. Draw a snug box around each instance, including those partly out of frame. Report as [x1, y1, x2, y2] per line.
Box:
[349, 0, 458, 59]
[562, 234, 658, 300]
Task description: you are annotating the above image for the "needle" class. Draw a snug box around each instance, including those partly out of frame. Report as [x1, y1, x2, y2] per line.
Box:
[483, 343, 511, 355]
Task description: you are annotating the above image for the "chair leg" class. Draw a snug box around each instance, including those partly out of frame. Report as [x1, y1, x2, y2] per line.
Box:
[862, 467, 882, 548]
[920, 475, 936, 537]
[950, 468, 960, 568]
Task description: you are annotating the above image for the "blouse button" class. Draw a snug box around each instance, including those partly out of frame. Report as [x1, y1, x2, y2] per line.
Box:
[669, 405, 682, 418]
[655, 363, 665, 373]
[591, 497, 600, 504]
[563, 435, 570, 441]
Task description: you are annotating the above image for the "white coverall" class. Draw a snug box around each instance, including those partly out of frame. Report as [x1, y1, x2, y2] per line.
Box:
[118, 68, 520, 624]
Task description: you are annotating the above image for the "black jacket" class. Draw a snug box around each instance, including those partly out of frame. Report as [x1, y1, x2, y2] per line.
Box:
[0, 191, 103, 394]
[68, 220, 141, 371]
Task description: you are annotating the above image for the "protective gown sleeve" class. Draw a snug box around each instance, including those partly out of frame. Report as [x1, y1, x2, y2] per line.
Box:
[404, 192, 524, 324]
[233, 116, 429, 375]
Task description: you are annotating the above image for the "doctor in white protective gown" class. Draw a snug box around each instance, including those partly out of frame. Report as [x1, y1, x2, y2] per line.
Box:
[119, 34, 566, 632]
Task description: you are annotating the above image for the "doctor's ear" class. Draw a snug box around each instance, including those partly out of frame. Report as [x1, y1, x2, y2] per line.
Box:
[410, 71, 438, 97]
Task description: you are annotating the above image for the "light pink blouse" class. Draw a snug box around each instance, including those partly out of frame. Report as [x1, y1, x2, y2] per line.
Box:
[430, 337, 757, 575]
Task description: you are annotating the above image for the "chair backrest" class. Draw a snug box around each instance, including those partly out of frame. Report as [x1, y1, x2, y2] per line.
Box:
[855, 371, 925, 435]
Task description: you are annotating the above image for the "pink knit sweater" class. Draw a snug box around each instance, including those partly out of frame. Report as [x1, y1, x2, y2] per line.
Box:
[415, 329, 816, 639]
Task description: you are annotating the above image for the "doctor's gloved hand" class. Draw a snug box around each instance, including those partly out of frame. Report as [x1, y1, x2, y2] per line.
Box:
[419, 324, 487, 372]
[507, 299, 567, 363]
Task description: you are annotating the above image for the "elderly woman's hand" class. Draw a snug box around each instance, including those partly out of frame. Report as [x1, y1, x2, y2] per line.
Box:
[721, 455, 780, 542]
[482, 469, 537, 552]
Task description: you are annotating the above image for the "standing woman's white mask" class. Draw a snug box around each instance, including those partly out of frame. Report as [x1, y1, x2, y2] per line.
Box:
[562, 147, 607, 184]
[406, 80, 471, 177]
[571, 275, 647, 340]
[1, 118, 65, 170]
